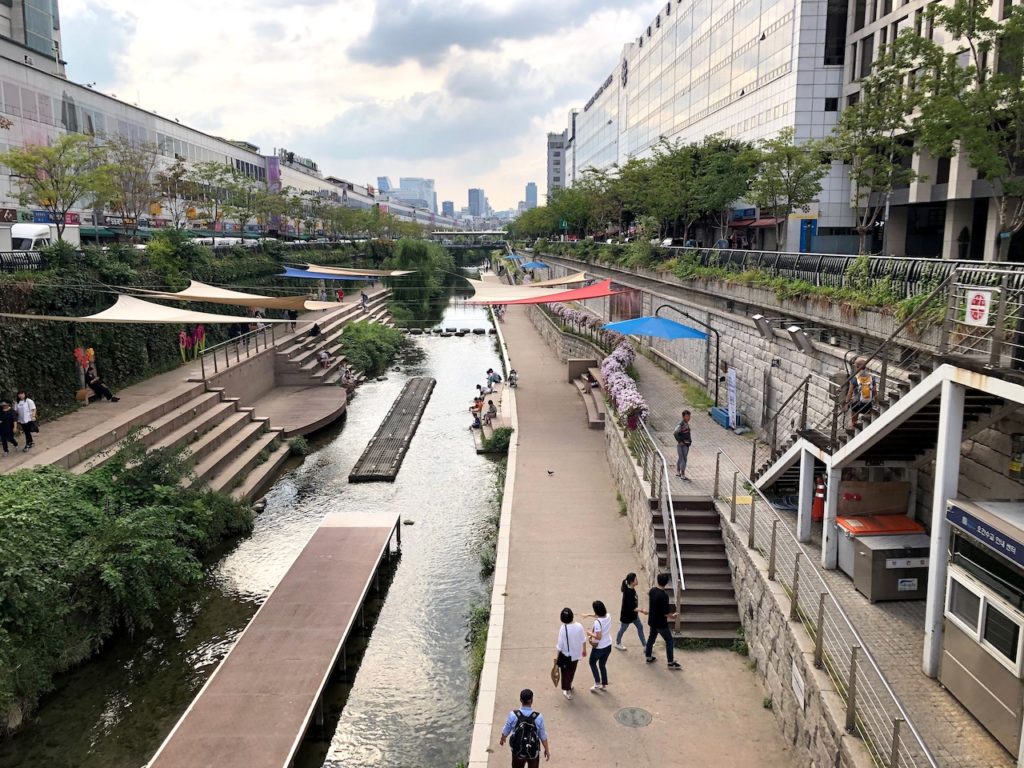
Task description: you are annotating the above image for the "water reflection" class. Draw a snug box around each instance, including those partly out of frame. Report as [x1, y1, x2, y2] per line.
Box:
[0, 299, 500, 768]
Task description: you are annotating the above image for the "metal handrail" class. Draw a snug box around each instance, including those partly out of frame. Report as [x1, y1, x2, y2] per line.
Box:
[715, 449, 938, 768]
[637, 420, 685, 631]
[198, 325, 276, 379]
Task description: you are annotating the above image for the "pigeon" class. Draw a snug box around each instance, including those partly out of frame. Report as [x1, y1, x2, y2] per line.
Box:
[547, 470, 555, 475]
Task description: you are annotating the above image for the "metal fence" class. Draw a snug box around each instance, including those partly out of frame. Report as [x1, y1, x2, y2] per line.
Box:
[0, 250, 46, 272]
[198, 325, 277, 379]
[715, 450, 937, 768]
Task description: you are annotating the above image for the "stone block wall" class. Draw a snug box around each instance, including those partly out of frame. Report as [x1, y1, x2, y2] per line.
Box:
[720, 507, 874, 768]
[605, 416, 659, 587]
[205, 346, 277, 403]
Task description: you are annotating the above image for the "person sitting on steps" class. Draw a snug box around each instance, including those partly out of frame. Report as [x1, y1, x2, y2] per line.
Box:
[483, 399, 498, 426]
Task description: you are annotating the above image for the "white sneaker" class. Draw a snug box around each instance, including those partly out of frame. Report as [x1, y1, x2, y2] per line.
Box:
[590, 685, 602, 693]
[615, 644, 626, 651]
[562, 690, 571, 700]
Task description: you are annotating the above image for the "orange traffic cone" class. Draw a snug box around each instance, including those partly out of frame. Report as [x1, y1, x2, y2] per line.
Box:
[812, 476, 826, 522]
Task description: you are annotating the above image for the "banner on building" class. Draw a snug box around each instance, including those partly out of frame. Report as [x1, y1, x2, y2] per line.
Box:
[964, 288, 993, 327]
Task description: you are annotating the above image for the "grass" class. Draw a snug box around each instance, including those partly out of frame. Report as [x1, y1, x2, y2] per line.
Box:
[617, 491, 627, 517]
[682, 380, 715, 410]
[762, 695, 773, 710]
[468, 601, 491, 697]
[731, 628, 749, 657]
[481, 426, 514, 453]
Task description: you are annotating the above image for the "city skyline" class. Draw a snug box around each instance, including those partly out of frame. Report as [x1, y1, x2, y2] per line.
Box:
[58, 0, 664, 210]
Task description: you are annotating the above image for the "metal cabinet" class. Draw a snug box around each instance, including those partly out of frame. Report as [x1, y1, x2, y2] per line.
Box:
[851, 533, 930, 602]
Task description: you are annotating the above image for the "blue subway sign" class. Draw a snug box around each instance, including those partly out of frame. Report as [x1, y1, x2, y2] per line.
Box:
[947, 503, 1024, 569]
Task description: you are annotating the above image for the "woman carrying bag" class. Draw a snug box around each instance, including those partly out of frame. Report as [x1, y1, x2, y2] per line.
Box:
[553, 607, 586, 701]
[586, 600, 613, 692]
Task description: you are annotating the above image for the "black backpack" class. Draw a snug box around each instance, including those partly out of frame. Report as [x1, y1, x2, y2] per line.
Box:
[509, 709, 541, 760]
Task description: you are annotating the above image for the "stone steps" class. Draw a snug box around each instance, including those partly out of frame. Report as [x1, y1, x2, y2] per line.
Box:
[190, 418, 270, 487]
[207, 430, 281, 495]
[231, 442, 292, 503]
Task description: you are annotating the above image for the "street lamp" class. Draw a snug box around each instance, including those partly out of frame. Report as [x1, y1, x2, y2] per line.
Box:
[655, 304, 721, 407]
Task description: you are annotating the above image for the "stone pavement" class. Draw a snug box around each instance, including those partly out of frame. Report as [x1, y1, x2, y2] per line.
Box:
[483, 305, 794, 767]
[629, 347, 1014, 768]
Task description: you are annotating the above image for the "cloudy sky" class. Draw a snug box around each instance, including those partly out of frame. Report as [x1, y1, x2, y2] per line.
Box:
[59, 0, 661, 211]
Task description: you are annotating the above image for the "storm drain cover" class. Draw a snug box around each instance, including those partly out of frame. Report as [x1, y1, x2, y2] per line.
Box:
[615, 707, 653, 727]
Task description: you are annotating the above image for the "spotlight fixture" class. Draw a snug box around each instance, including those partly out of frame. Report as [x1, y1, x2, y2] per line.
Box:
[752, 314, 788, 339]
[787, 325, 818, 355]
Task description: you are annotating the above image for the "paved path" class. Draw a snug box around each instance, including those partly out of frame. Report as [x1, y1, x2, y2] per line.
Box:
[629, 346, 1013, 768]
[486, 306, 793, 767]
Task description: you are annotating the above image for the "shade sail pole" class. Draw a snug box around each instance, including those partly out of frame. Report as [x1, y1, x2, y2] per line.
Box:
[655, 304, 720, 407]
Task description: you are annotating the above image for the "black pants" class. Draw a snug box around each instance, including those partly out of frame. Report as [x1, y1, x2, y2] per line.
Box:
[90, 381, 115, 401]
[645, 626, 674, 663]
[560, 658, 578, 691]
[19, 422, 33, 447]
[0, 428, 16, 452]
[512, 757, 540, 768]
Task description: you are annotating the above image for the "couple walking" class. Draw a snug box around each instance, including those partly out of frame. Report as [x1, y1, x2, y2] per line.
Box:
[553, 572, 680, 700]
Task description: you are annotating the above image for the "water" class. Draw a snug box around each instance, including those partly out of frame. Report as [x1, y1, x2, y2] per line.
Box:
[0, 299, 501, 768]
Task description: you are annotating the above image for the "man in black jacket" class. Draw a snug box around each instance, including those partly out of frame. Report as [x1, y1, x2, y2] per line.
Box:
[645, 572, 682, 670]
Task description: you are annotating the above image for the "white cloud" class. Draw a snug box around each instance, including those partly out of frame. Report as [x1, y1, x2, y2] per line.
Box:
[59, 0, 660, 209]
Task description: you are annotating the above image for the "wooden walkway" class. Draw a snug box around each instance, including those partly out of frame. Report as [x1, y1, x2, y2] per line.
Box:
[348, 376, 436, 482]
[148, 512, 401, 768]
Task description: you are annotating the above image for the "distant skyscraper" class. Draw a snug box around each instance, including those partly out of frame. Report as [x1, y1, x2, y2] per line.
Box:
[442, 200, 455, 217]
[525, 182, 538, 210]
[468, 188, 485, 217]
[397, 177, 437, 213]
[547, 131, 567, 195]
[377, 177, 393, 193]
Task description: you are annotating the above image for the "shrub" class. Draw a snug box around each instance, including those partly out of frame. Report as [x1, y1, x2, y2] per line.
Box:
[337, 321, 410, 377]
[482, 426, 514, 453]
[287, 436, 311, 456]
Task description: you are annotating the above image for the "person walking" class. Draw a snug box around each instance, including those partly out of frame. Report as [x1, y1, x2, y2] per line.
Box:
[586, 600, 613, 692]
[674, 410, 692, 480]
[553, 607, 587, 700]
[498, 688, 550, 766]
[287, 309, 299, 332]
[615, 572, 647, 651]
[360, 291, 370, 312]
[0, 400, 17, 455]
[14, 390, 36, 452]
[846, 357, 876, 431]
[645, 573, 682, 670]
[85, 364, 120, 402]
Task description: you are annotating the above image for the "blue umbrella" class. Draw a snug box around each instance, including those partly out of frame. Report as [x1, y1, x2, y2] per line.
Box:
[521, 260, 550, 269]
[603, 316, 708, 340]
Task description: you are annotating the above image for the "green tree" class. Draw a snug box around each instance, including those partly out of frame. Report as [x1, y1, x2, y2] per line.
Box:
[186, 161, 233, 230]
[828, 34, 921, 254]
[222, 169, 264, 238]
[694, 135, 756, 238]
[104, 136, 160, 240]
[0, 133, 111, 241]
[547, 186, 593, 237]
[913, 0, 1024, 258]
[154, 157, 193, 229]
[748, 128, 829, 251]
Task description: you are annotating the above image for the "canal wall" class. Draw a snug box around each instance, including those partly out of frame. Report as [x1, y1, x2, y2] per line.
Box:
[204, 346, 277, 404]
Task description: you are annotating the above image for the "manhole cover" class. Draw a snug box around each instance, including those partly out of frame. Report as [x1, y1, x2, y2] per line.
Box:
[614, 707, 653, 727]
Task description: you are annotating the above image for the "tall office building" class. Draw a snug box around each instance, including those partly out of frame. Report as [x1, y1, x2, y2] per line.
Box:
[547, 131, 567, 195]
[468, 188, 485, 217]
[441, 200, 455, 218]
[563, 0, 853, 253]
[396, 177, 437, 213]
[525, 182, 538, 210]
[376, 177, 393, 193]
[0, 0, 64, 75]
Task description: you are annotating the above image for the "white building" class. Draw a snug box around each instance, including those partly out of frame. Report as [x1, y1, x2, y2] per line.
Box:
[546, 130, 567, 196]
[565, 0, 857, 252]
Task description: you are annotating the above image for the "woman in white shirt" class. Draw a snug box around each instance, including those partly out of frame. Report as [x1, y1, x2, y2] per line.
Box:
[553, 607, 587, 700]
[586, 600, 613, 692]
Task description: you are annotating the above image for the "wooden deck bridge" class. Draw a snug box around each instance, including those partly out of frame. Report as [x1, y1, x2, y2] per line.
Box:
[348, 377, 436, 482]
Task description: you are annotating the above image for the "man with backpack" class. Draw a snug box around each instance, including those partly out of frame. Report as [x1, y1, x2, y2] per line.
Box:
[498, 688, 550, 766]
[673, 409, 692, 480]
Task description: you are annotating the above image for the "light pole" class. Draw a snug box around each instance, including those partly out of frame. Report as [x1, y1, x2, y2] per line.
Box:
[654, 303, 721, 407]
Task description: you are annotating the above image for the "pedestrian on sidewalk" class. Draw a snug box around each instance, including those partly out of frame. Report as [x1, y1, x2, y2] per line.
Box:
[645, 573, 682, 670]
[498, 688, 550, 766]
[287, 309, 298, 332]
[85, 364, 120, 402]
[615, 572, 648, 651]
[553, 607, 587, 700]
[14, 391, 36, 452]
[673, 410, 692, 480]
[0, 400, 17, 454]
[585, 600, 613, 692]
[336, 288, 344, 302]
[361, 291, 369, 312]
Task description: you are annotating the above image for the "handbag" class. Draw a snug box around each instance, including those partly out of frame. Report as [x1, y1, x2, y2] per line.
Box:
[550, 660, 560, 688]
[556, 625, 572, 670]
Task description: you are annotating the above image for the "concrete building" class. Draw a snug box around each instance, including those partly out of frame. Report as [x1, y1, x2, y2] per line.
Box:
[441, 200, 455, 218]
[562, 0, 857, 252]
[376, 176, 393, 193]
[546, 130, 567, 196]
[525, 182, 537, 210]
[394, 177, 437, 213]
[468, 188, 485, 217]
[0, 0, 64, 77]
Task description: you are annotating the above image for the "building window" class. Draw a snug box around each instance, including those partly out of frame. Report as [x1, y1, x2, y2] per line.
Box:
[853, 0, 867, 30]
[23, 0, 55, 57]
[824, 0, 848, 65]
[825, 97, 839, 111]
[859, 34, 874, 79]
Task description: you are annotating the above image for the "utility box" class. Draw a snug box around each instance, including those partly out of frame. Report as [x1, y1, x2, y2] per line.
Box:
[851, 533, 930, 602]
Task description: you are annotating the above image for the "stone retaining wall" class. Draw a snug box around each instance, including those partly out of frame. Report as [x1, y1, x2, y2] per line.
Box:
[719, 506, 874, 768]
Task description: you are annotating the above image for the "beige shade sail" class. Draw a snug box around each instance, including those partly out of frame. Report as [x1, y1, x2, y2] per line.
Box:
[529, 271, 589, 287]
[305, 264, 415, 277]
[0, 294, 295, 324]
[135, 280, 337, 311]
[463, 278, 573, 303]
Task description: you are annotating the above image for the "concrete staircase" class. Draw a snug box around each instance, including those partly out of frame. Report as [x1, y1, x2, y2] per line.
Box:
[572, 366, 607, 430]
[655, 497, 742, 641]
[275, 293, 392, 387]
[70, 385, 290, 502]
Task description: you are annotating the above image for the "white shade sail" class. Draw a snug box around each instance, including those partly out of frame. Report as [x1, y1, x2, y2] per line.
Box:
[0, 294, 294, 324]
[136, 280, 337, 311]
[305, 264, 415, 277]
[463, 278, 573, 303]
[529, 271, 589, 287]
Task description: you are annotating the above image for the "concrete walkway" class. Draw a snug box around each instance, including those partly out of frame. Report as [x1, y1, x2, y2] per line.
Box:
[485, 305, 793, 767]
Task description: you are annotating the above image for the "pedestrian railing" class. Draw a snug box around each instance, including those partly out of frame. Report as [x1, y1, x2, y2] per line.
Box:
[0, 250, 46, 272]
[714, 450, 938, 768]
[198, 325, 276, 379]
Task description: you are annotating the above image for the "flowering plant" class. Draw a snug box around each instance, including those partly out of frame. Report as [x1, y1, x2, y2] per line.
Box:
[600, 341, 647, 427]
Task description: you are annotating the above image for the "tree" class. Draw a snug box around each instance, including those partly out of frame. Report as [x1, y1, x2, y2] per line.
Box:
[913, 0, 1024, 259]
[0, 133, 111, 241]
[747, 128, 829, 251]
[828, 35, 921, 254]
[694, 135, 756, 239]
[154, 158, 193, 229]
[255, 190, 290, 236]
[186, 161, 233, 230]
[104, 136, 160, 240]
[222, 169, 264, 238]
[547, 187, 593, 237]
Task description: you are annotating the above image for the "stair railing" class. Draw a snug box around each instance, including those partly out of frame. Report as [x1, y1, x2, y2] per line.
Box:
[199, 325, 276, 379]
[714, 450, 938, 768]
[636, 419, 684, 631]
[751, 374, 813, 481]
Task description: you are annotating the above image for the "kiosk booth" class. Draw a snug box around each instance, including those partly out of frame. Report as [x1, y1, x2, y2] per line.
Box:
[942, 499, 1024, 758]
